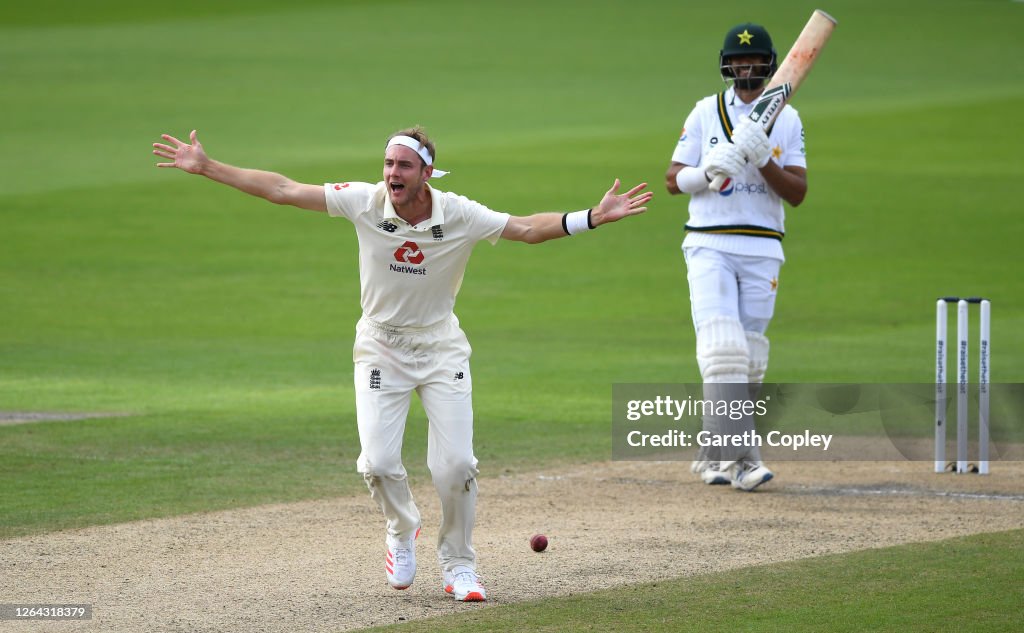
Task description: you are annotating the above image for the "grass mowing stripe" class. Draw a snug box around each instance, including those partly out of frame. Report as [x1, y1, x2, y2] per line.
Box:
[0, 0, 354, 26]
[360, 530, 1024, 633]
[0, 411, 363, 538]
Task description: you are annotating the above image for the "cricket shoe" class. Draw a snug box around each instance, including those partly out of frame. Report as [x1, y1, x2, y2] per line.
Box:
[696, 462, 730, 485]
[443, 566, 487, 602]
[385, 527, 420, 590]
[729, 461, 774, 492]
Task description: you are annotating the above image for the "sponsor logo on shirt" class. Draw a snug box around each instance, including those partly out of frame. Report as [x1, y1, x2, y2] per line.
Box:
[391, 240, 427, 275]
[333, 183, 350, 190]
[717, 181, 769, 197]
[394, 241, 424, 264]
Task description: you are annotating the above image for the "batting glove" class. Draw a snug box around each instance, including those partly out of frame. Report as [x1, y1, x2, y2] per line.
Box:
[732, 120, 772, 168]
[703, 141, 746, 181]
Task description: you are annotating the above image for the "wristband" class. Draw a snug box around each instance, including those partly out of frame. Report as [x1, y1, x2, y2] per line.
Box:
[675, 167, 711, 194]
[562, 209, 594, 235]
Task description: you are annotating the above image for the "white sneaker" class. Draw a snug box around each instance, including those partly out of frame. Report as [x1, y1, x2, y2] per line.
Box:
[385, 527, 419, 590]
[692, 460, 730, 485]
[443, 565, 487, 602]
[730, 461, 774, 492]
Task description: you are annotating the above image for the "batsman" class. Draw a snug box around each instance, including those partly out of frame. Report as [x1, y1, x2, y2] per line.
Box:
[665, 22, 809, 490]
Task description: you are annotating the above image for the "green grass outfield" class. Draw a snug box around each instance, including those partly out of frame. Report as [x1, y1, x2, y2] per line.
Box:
[2, 0, 1022, 629]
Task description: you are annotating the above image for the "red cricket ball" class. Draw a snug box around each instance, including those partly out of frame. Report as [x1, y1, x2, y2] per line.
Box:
[530, 534, 548, 552]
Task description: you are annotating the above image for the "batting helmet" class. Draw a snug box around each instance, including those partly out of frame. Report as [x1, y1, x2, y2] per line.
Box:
[719, 23, 777, 85]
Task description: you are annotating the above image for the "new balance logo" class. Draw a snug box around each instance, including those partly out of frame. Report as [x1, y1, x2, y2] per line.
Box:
[454, 371, 464, 381]
[431, 225, 444, 241]
[369, 369, 381, 390]
[377, 220, 398, 233]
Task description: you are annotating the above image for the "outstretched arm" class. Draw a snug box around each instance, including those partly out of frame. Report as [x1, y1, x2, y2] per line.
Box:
[501, 179, 652, 244]
[152, 130, 327, 212]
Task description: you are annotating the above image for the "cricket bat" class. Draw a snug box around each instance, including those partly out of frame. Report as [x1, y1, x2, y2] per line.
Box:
[710, 9, 838, 191]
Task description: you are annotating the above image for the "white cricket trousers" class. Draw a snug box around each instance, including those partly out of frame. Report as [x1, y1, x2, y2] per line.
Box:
[683, 246, 781, 335]
[353, 314, 478, 572]
[684, 247, 781, 464]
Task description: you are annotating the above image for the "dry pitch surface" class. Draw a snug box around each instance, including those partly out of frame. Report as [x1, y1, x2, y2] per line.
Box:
[3, 460, 1023, 632]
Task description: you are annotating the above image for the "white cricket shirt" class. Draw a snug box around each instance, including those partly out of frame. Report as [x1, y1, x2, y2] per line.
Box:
[324, 181, 510, 327]
[670, 86, 806, 261]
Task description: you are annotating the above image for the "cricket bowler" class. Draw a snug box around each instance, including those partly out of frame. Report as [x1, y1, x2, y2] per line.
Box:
[153, 126, 651, 601]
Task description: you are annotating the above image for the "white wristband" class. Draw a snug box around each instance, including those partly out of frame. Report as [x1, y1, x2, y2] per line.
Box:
[675, 167, 711, 194]
[562, 209, 594, 235]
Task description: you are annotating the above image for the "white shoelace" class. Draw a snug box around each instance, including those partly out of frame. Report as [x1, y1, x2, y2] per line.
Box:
[454, 570, 480, 586]
[393, 547, 411, 565]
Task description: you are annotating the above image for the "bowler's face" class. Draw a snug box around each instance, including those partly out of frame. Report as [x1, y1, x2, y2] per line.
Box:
[383, 145, 429, 207]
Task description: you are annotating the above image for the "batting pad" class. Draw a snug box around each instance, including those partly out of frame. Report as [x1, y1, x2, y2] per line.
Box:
[696, 316, 750, 382]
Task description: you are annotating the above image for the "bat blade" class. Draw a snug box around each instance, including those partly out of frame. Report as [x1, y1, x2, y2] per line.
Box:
[709, 9, 837, 191]
[766, 9, 838, 97]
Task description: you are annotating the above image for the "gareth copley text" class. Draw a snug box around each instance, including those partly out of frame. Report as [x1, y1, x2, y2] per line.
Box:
[625, 429, 833, 451]
[623, 395, 833, 452]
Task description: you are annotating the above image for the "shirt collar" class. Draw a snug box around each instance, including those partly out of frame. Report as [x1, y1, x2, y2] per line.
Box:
[382, 183, 446, 231]
[726, 86, 756, 115]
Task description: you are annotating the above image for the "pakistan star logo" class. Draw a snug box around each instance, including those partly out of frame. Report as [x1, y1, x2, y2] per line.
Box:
[738, 29, 753, 45]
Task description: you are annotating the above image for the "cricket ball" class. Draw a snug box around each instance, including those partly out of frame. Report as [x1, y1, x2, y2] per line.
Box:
[530, 534, 548, 552]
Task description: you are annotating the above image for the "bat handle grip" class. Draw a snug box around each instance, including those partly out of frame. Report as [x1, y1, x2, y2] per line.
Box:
[709, 174, 727, 192]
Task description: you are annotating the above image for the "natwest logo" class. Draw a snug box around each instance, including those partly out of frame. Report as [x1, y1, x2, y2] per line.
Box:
[394, 241, 424, 265]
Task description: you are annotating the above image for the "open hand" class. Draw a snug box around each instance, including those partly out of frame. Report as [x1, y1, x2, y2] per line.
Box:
[152, 130, 208, 174]
[592, 179, 652, 226]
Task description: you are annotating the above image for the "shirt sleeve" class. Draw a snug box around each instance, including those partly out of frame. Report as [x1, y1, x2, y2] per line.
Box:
[670, 106, 703, 166]
[780, 109, 807, 169]
[323, 181, 376, 220]
[451, 193, 510, 245]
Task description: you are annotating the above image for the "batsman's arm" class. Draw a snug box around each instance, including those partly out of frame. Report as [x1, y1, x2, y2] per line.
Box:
[760, 163, 807, 207]
[153, 130, 327, 212]
[500, 179, 651, 244]
[666, 163, 709, 195]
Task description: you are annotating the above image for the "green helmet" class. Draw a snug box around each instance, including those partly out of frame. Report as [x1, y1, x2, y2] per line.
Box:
[719, 23, 777, 84]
